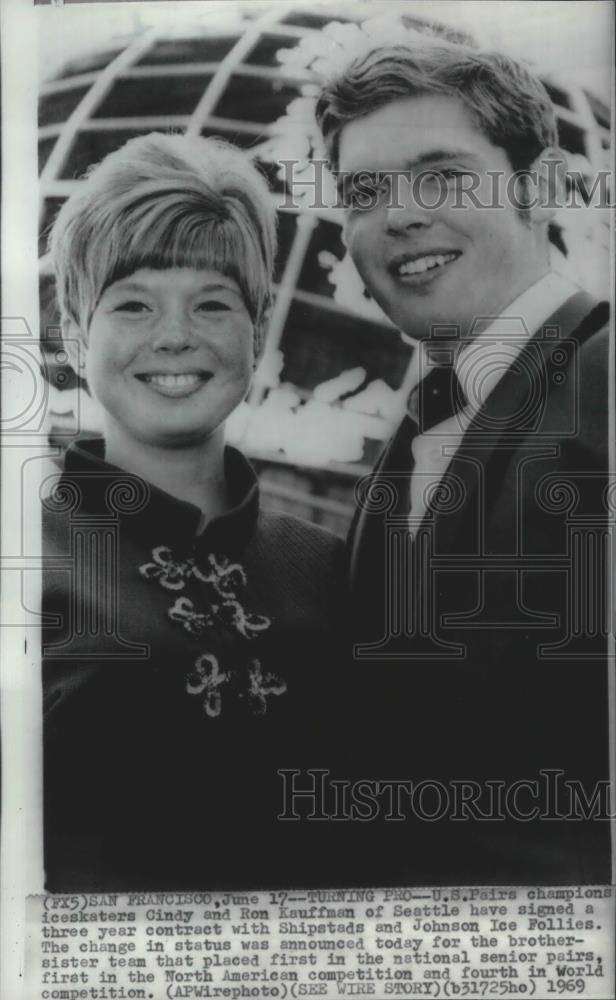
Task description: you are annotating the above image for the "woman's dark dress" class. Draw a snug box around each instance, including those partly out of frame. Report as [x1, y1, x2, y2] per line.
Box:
[43, 438, 347, 891]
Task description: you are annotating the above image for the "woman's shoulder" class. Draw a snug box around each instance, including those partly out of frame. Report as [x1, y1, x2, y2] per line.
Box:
[247, 507, 346, 591]
[257, 507, 344, 557]
[41, 458, 73, 550]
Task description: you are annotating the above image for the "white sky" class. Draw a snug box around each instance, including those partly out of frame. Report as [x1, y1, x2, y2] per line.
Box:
[37, 0, 613, 101]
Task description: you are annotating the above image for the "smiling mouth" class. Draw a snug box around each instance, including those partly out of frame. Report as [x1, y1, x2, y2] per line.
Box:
[135, 372, 212, 396]
[391, 251, 461, 279]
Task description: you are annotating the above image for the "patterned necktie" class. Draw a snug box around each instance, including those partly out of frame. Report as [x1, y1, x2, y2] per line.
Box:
[407, 361, 467, 432]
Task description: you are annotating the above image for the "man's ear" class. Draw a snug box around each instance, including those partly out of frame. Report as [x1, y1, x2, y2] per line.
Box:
[527, 147, 567, 227]
[62, 320, 88, 378]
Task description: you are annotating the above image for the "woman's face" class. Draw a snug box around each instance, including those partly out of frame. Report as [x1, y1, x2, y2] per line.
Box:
[83, 267, 254, 451]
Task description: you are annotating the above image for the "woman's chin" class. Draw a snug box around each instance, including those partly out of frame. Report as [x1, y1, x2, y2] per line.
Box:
[144, 427, 223, 451]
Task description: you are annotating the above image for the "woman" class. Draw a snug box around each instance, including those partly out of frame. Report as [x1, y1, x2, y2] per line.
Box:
[43, 133, 347, 891]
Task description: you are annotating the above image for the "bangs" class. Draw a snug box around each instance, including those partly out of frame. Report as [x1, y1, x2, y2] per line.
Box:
[51, 133, 276, 359]
[99, 194, 263, 317]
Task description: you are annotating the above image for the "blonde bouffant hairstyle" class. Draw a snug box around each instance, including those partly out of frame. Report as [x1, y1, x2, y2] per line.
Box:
[49, 132, 277, 358]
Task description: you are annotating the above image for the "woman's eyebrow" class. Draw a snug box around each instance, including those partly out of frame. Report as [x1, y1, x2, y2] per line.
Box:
[197, 282, 239, 294]
[105, 279, 240, 295]
[105, 281, 150, 294]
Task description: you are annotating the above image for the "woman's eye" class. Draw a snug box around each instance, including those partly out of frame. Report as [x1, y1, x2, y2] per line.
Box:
[114, 300, 150, 313]
[197, 300, 231, 312]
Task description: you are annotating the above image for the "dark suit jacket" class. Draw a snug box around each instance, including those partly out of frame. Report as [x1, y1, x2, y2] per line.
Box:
[344, 291, 611, 885]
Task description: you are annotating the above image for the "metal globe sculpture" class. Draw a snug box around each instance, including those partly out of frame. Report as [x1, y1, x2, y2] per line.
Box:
[38, 7, 610, 530]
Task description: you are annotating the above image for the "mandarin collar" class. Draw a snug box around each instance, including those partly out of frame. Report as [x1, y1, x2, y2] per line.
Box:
[61, 437, 260, 557]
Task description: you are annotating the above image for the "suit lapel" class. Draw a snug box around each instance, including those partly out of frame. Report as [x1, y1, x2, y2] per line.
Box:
[348, 414, 416, 596]
[428, 290, 604, 557]
[349, 291, 605, 590]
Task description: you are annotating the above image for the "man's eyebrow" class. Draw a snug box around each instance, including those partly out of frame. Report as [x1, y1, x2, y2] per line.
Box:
[404, 149, 479, 169]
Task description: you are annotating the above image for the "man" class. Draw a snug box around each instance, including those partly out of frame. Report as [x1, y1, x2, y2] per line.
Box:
[315, 40, 611, 883]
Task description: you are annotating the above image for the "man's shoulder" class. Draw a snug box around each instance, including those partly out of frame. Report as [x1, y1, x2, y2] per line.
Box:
[561, 296, 609, 396]
[549, 295, 609, 386]
[554, 291, 609, 345]
[577, 305, 609, 360]
[533, 297, 609, 462]
[574, 308, 610, 460]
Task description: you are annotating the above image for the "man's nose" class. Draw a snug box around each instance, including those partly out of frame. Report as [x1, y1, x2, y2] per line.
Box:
[152, 309, 196, 351]
[385, 177, 434, 234]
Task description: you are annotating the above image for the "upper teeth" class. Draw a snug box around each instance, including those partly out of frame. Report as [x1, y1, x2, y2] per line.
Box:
[398, 253, 457, 276]
[143, 374, 202, 387]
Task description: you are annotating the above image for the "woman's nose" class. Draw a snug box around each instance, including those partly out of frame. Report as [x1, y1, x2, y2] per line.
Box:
[151, 309, 196, 351]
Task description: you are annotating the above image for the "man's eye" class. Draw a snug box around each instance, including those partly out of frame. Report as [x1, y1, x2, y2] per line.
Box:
[346, 181, 385, 210]
[197, 300, 231, 312]
[441, 169, 468, 180]
[424, 169, 468, 182]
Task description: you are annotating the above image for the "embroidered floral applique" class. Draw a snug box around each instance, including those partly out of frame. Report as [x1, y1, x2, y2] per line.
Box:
[185, 653, 228, 718]
[192, 554, 247, 595]
[139, 546, 194, 591]
[139, 545, 282, 718]
[241, 659, 287, 716]
[217, 599, 271, 638]
[168, 597, 213, 637]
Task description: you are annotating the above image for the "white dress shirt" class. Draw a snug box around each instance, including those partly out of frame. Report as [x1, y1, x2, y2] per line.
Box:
[407, 271, 580, 533]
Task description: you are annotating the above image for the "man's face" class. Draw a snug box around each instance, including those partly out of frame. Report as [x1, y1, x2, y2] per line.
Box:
[338, 94, 547, 342]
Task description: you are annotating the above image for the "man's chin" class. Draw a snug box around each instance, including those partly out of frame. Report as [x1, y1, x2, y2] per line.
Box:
[393, 313, 433, 344]
[395, 308, 469, 346]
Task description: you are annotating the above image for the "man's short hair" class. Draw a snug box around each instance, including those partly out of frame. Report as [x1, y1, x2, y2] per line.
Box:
[49, 132, 277, 356]
[315, 40, 558, 174]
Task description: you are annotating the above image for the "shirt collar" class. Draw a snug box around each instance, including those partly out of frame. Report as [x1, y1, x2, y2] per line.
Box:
[61, 437, 260, 556]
